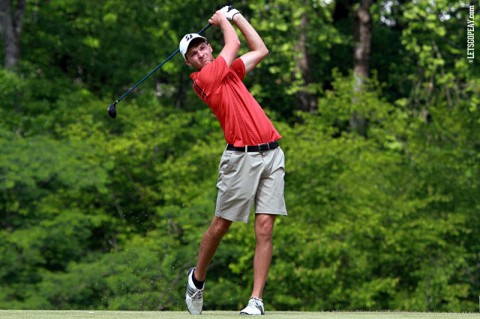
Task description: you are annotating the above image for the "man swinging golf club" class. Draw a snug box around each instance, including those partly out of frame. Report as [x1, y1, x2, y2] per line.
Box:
[179, 5, 287, 316]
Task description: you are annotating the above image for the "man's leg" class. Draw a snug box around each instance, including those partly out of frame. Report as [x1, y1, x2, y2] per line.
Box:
[251, 213, 276, 298]
[194, 216, 232, 281]
[186, 216, 232, 314]
[239, 214, 275, 315]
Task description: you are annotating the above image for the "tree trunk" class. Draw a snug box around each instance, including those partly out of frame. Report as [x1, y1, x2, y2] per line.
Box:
[0, 0, 26, 71]
[295, 8, 317, 113]
[350, 0, 372, 135]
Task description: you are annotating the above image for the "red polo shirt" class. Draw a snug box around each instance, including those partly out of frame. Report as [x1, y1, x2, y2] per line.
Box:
[189, 56, 281, 147]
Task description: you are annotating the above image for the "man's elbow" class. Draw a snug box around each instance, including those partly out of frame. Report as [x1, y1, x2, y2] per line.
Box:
[226, 38, 241, 54]
[233, 39, 241, 52]
[260, 46, 269, 59]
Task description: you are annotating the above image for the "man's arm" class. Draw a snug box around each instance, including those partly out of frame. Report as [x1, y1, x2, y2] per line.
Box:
[232, 13, 269, 73]
[209, 11, 240, 67]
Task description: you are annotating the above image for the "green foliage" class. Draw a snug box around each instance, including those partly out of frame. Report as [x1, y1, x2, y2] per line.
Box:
[0, 0, 479, 313]
[400, 0, 479, 109]
[246, 0, 342, 119]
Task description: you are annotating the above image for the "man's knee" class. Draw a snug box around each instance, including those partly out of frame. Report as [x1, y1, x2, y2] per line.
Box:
[208, 217, 232, 238]
[255, 215, 275, 241]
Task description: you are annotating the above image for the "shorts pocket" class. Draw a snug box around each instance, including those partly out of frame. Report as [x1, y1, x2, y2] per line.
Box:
[218, 151, 233, 174]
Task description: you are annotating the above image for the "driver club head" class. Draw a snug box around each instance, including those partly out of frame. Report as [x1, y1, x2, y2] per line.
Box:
[108, 101, 117, 119]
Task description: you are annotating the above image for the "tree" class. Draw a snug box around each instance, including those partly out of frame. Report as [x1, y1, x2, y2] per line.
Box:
[0, 0, 479, 312]
[0, 0, 26, 70]
[294, 2, 317, 113]
[350, 0, 372, 135]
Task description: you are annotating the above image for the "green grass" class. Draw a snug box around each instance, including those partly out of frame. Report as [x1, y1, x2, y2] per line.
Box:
[0, 311, 479, 319]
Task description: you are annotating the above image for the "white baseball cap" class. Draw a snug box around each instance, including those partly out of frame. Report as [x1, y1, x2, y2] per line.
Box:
[179, 33, 207, 60]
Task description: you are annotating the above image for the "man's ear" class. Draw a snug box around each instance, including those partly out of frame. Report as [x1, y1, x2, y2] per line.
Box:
[185, 58, 192, 67]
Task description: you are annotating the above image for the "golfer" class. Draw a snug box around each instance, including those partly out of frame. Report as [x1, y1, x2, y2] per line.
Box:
[179, 6, 287, 315]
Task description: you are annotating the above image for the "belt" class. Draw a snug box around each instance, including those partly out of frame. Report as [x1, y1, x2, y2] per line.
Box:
[226, 141, 279, 152]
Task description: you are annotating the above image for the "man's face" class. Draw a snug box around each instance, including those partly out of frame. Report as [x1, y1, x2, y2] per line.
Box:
[185, 41, 214, 70]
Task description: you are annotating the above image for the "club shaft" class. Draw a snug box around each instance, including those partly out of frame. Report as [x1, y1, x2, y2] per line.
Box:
[116, 23, 212, 103]
[116, 48, 179, 102]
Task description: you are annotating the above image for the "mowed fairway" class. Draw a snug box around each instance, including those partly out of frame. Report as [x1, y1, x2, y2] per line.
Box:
[0, 311, 479, 319]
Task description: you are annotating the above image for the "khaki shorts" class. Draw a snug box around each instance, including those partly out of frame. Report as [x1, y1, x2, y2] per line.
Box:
[215, 146, 287, 223]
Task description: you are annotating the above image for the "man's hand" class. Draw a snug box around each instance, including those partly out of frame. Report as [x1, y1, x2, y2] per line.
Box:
[208, 10, 229, 27]
[219, 5, 240, 21]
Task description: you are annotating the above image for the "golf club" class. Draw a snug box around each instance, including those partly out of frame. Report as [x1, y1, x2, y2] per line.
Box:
[108, 23, 212, 119]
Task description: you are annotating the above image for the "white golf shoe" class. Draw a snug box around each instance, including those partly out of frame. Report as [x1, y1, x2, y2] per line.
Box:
[240, 297, 265, 315]
[185, 267, 204, 315]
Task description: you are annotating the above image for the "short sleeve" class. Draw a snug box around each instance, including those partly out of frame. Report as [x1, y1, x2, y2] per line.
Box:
[194, 56, 230, 100]
[231, 58, 246, 81]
